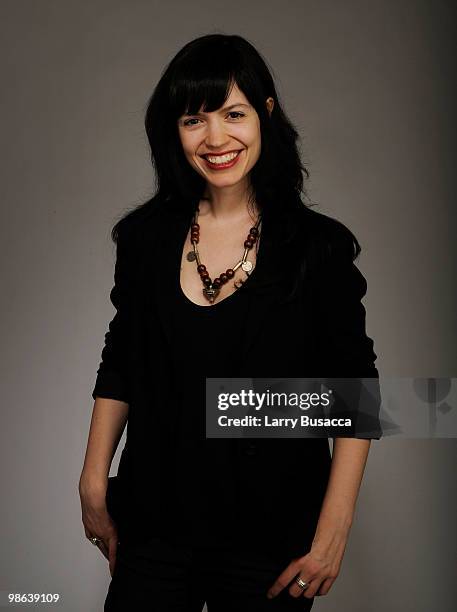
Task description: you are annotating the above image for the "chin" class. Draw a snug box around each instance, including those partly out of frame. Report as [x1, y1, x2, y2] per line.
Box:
[209, 176, 246, 187]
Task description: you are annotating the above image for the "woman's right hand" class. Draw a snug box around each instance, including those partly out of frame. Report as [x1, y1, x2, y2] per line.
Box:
[78, 474, 119, 577]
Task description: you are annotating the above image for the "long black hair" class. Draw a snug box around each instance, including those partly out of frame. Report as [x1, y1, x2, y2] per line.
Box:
[110, 32, 361, 301]
[111, 32, 314, 241]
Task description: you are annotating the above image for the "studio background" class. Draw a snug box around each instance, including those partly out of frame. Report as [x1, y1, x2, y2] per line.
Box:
[0, 1, 456, 610]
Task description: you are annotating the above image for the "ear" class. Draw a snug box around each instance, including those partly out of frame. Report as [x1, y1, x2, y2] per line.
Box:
[266, 97, 275, 117]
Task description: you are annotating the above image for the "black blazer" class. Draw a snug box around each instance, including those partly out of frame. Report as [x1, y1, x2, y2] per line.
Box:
[92, 195, 380, 555]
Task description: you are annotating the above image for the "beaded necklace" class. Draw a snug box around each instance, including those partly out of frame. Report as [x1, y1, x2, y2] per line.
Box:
[185, 206, 262, 304]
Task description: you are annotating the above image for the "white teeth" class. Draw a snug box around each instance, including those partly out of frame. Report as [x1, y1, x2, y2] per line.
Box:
[205, 151, 240, 164]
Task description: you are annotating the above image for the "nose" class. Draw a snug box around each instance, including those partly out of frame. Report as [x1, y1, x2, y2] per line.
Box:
[204, 118, 230, 149]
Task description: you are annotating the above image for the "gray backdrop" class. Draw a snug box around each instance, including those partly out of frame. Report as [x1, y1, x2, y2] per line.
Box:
[1, 1, 456, 610]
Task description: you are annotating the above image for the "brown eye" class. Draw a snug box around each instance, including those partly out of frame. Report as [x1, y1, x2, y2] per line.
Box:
[183, 118, 200, 127]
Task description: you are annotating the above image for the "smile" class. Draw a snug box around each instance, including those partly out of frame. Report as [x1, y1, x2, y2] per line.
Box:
[201, 150, 243, 169]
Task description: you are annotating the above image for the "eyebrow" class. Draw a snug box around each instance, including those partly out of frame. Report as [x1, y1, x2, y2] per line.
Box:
[183, 103, 250, 117]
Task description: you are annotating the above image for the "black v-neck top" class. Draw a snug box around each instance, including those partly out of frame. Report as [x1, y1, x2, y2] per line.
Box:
[167, 278, 252, 547]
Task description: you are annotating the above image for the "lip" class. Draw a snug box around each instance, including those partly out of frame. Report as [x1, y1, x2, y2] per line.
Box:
[201, 149, 243, 170]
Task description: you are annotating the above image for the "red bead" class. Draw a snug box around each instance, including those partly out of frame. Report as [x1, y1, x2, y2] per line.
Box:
[191, 235, 199, 244]
[220, 273, 228, 283]
[248, 233, 257, 242]
[191, 223, 200, 231]
[200, 270, 209, 278]
[226, 269, 234, 278]
[213, 278, 221, 288]
[203, 277, 212, 286]
[244, 239, 253, 248]
[197, 264, 206, 273]
[250, 227, 259, 236]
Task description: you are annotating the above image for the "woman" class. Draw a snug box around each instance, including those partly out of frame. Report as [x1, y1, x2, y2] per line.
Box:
[79, 33, 380, 611]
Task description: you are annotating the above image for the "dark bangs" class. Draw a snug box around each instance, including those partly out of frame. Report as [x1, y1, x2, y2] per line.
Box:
[166, 36, 271, 123]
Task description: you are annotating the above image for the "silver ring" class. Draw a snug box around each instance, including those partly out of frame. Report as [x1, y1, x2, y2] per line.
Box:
[295, 577, 309, 590]
[90, 536, 101, 546]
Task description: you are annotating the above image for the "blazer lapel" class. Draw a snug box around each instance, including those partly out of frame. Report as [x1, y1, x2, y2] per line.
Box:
[238, 208, 284, 366]
[145, 199, 196, 348]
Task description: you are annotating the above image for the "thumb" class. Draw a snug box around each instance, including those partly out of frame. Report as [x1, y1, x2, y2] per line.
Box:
[108, 536, 118, 577]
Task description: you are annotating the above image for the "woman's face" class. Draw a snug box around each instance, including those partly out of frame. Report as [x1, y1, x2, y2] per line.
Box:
[177, 83, 273, 190]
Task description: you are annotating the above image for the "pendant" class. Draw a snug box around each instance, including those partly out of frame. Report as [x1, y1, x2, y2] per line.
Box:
[203, 285, 220, 303]
[186, 251, 196, 262]
[241, 260, 253, 272]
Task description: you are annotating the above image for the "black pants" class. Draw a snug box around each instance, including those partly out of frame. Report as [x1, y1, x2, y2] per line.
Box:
[104, 534, 314, 611]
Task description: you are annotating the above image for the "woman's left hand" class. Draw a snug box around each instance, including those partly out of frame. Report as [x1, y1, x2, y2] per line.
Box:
[266, 528, 349, 600]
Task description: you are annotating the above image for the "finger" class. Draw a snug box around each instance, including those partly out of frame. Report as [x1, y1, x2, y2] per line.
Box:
[266, 559, 302, 599]
[298, 577, 326, 599]
[86, 532, 108, 559]
[287, 573, 316, 599]
[96, 539, 110, 560]
[108, 536, 118, 577]
[315, 577, 335, 596]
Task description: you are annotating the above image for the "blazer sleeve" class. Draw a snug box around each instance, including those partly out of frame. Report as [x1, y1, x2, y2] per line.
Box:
[314, 231, 382, 438]
[318, 256, 378, 377]
[91, 225, 133, 403]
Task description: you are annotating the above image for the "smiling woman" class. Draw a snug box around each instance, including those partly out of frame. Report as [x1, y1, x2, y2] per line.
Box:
[80, 32, 380, 612]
